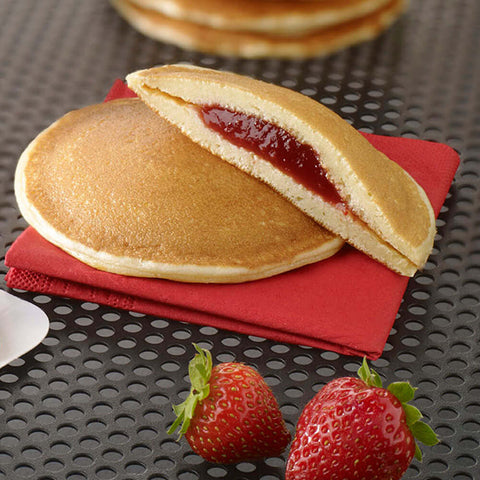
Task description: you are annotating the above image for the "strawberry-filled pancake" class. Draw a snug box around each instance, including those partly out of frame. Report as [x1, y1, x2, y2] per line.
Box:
[127, 64, 436, 276]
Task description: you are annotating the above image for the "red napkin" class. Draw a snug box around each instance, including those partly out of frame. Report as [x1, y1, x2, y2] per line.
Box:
[5, 80, 460, 359]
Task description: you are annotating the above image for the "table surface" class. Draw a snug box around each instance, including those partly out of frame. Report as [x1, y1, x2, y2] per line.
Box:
[0, 1, 479, 479]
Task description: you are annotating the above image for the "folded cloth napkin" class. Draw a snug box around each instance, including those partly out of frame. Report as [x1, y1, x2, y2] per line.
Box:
[5, 80, 460, 359]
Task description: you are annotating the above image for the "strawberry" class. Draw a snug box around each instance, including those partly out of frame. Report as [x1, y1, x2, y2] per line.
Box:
[167, 344, 291, 463]
[286, 358, 438, 480]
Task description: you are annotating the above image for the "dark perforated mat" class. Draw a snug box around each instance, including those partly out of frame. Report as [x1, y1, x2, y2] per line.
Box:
[0, 1, 479, 479]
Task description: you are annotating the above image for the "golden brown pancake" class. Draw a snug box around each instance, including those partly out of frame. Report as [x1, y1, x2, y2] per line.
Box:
[110, 0, 408, 59]
[127, 65, 436, 276]
[15, 99, 344, 283]
[127, 0, 392, 35]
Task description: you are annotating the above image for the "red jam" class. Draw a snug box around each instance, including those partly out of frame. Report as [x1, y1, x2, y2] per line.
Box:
[199, 105, 346, 210]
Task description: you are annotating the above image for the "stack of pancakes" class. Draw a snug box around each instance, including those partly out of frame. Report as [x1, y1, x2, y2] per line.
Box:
[110, 0, 409, 58]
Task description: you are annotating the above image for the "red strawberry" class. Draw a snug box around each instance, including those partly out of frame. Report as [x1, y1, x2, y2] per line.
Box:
[286, 358, 438, 480]
[168, 344, 291, 463]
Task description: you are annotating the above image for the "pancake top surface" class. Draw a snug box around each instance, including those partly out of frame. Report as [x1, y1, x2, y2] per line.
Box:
[20, 99, 337, 272]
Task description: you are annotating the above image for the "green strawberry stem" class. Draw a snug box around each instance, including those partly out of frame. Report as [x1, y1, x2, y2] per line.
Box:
[167, 344, 213, 438]
[358, 358, 439, 462]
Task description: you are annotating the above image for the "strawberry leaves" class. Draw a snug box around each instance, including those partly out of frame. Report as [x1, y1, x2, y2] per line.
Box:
[388, 381, 417, 403]
[403, 403, 423, 426]
[410, 421, 441, 460]
[167, 344, 212, 437]
[358, 357, 439, 462]
[358, 357, 383, 387]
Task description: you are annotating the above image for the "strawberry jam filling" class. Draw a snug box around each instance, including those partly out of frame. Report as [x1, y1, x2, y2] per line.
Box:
[199, 105, 347, 210]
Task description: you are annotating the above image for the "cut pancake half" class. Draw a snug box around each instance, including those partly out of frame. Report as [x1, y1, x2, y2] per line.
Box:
[127, 65, 436, 276]
[15, 99, 343, 283]
[128, 0, 393, 36]
[111, 0, 408, 59]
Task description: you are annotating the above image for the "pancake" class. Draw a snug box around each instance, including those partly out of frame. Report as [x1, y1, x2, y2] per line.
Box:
[127, 0, 392, 35]
[15, 98, 344, 283]
[127, 65, 436, 276]
[110, 0, 408, 59]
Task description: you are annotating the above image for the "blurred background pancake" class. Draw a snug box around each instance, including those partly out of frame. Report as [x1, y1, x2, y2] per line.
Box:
[15, 98, 344, 283]
[110, 0, 408, 58]
[127, 0, 392, 35]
